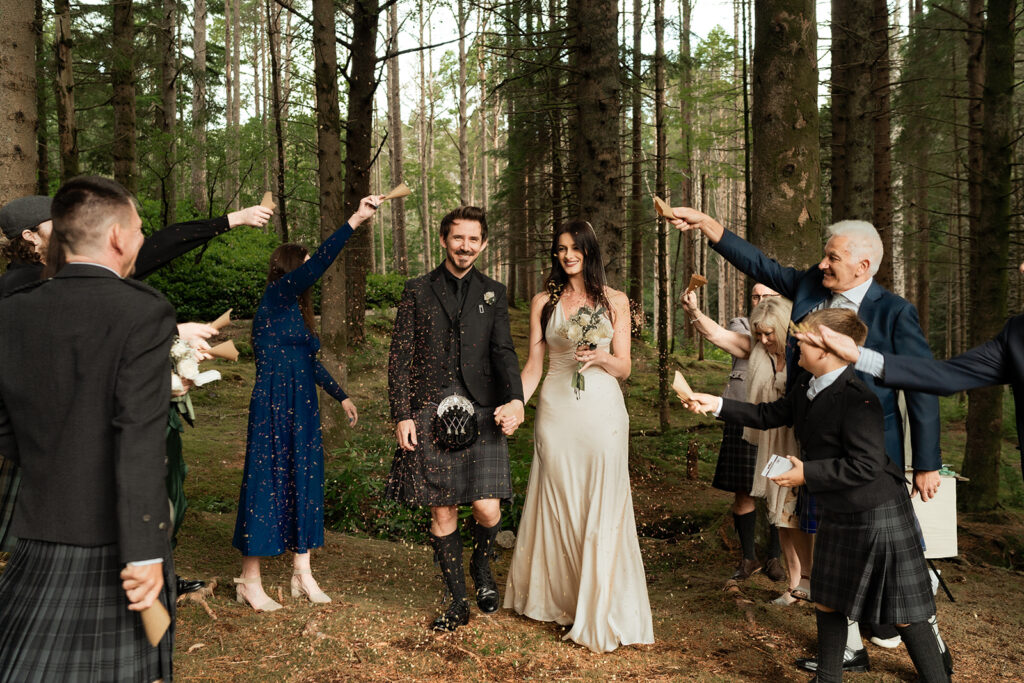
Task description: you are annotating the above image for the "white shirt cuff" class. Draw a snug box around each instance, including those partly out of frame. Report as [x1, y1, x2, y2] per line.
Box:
[854, 347, 885, 378]
[128, 558, 163, 567]
[712, 396, 724, 417]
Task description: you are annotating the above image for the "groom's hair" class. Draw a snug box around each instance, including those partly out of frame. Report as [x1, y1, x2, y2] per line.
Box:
[440, 206, 488, 241]
[802, 308, 868, 345]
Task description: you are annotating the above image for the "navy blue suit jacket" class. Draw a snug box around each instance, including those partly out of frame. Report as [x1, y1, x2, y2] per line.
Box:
[881, 314, 1024, 479]
[712, 228, 942, 471]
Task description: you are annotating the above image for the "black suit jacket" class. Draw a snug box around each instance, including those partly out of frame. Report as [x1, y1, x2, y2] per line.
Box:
[388, 265, 524, 420]
[720, 366, 907, 513]
[711, 228, 942, 472]
[881, 314, 1024, 480]
[0, 264, 176, 563]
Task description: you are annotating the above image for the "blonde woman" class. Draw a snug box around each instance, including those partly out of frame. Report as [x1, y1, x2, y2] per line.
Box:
[682, 292, 813, 603]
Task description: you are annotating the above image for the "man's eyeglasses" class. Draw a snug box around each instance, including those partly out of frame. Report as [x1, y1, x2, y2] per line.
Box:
[751, 293, 780, 303]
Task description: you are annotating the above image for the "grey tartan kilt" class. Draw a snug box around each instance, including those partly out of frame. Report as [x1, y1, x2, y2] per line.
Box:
[712, 422, 758, 494]
[0, 539, 175, 683]
[812, 494, 935, 624]
[386, 398, 513, 507]
[0, 457, 20, 553]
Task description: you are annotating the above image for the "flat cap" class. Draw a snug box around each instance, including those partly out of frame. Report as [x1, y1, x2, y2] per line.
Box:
[0, 196, 52, 240]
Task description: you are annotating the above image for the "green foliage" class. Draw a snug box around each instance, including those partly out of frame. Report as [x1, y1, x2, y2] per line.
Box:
[145, 226, 279, 321]
[365, 272, 406, 309]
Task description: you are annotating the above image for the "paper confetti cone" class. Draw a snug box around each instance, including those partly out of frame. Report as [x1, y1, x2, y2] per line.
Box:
[141, 601, 171, 647]
[207, 340, 239, 362]
[260, 191, 276, 210]
[672, 370, 695, 402]
[683, 274, 709, 296]
[209, 309, 232, 331]
[383, 182, 411, 200]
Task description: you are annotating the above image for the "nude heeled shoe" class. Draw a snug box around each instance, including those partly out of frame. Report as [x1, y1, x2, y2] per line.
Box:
[291, 569, 331, 604]
[233, 576, 283, 612]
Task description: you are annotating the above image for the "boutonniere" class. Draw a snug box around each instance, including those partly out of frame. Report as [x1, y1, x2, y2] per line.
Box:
[483, 291, 496, 306]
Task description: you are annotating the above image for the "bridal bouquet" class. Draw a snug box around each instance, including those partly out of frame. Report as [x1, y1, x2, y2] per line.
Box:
[169, 337, 221, 394]
[556, 305, 613, 398]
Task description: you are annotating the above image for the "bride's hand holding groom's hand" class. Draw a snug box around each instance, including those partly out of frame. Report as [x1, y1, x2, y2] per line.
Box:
[494, 399, 525, 436]
[680, 392, 720, 416]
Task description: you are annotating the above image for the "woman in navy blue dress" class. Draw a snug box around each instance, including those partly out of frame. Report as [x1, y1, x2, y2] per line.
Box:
[233, 196, 380, 611]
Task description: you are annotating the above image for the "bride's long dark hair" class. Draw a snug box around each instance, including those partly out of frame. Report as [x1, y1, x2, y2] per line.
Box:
[265, 243, 317, 337]
[540, 220, 612, 334]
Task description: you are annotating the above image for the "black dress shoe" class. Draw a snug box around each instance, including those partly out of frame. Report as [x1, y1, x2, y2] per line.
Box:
[176, 576, 206, 595]
[730, 557, 761, 581]
[431, 599, 470, 632]
[795, 647, 871, 673]
[763, 557, 787, 582]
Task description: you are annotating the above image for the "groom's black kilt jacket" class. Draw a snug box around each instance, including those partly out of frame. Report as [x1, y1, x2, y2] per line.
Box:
[388, 265, 524, 420]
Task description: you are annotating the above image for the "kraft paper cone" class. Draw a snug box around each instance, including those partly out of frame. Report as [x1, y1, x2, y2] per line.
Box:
[382, 182, 411, 200]
[683, 273, 708, 296]
[209, 308, 232, 331]
[208, 340, 239, 362]
[141, 601, 171, 647]
[653, 196, 673, 218]
[673, 370, 695, 402]
[260, 191, 276, 210]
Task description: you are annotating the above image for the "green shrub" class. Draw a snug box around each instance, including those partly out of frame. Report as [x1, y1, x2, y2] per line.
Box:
[366, 272, 406, 309]
[145, 226, 279, 321]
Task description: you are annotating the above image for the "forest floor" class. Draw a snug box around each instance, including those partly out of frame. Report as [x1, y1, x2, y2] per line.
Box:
[41, 308, 1024, 681]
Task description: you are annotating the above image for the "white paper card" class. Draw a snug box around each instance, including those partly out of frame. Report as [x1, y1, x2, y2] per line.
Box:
[193, 369, 222, 387]
[761, 453, 794, 478]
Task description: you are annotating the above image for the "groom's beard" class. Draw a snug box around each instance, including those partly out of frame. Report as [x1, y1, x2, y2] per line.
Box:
[447, 250, 479, 274]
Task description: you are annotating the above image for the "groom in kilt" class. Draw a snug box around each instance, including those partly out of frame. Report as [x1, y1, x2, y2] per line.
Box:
[387, 206, 525, 631]
[0, 176, 177, 681]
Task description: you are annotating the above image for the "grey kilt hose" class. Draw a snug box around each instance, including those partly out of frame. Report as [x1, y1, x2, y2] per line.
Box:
[386, 396, 513, 508]
[812, 494, 935, 624]
[0, 538, 175, 682]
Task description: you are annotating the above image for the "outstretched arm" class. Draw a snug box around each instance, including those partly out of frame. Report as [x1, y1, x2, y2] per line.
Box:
[681, 290, 752, 358]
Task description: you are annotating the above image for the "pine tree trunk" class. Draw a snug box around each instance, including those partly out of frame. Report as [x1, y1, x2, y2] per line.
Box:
[224, 0, 238, 208]
[342, 0, 380, 345]
[962, 0, 1016, 512]
[572, 0, 624, 286]
[655, 0, 669, 429]
[0, 0, 36, 205]
[628, 0, 644, 327]
[749, 0, 821, 265]
[417, 0, 432, 272]
[54, 0, 79, 182]
[457, 0, 470, 205]
[386, 2, 407, 274]
[870, 0, 893, 289]
[266, 0, 288, 239]
[157, 0, 177, 225]
[680, 0, 696, 342]
[829, 0, 872, 224]
[231, 0, 241, 208]
[34, 0, 49, 195]
[190, 0, 208, 213]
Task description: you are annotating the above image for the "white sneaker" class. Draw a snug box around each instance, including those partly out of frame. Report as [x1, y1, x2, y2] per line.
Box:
[869, 634, 902, 649]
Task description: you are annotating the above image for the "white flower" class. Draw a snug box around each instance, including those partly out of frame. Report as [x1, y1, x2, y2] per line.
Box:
[576, 313, 592, 327]
[566, 323, 584, 345]
[483, 290, 496, 305]
[178, 357, 199, 380]
[597, 317, 614, 339]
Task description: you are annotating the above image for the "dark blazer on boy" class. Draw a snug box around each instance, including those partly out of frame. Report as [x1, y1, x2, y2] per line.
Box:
[388, 264, 524, 420]
[719, 365, 907, 513]
[0, 264, 176, 563]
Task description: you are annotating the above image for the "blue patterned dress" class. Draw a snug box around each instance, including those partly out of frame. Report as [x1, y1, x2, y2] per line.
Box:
[232, 223, 353, 556]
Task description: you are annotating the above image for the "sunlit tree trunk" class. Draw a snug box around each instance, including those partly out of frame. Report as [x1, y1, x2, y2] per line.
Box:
[191, 0, 207, 213]
[0, 0, 36, 205]
[54, 0, 78, 182]
[34, 0, 49, 195]
[266, 0, 288, 239]
[387, 1, 407, 274]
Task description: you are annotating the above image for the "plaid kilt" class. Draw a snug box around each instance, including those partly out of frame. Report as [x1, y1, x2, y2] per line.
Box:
[0, 539, 175, 683]
[386, 397, 512, 507]
[811, 494, 935, 624]
[711, 422, 757, 494]
[0, 458, 19, 553]
[797, 486, 821, 534]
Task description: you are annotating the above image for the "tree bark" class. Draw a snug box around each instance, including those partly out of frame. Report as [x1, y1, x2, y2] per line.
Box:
[962, 0, 1016, 512]
[34, 0, 49, 195]
[0, 0, 36, 206]
[190, 0, 207, 212]
[870, 0, 893, 289]
[266, 0, 289, 239]
[387, 1, 407, 274]
[417, 0, 433, 272]
[829, 0, 872, 224]
[628, 0, 644, 328]
[457, 0, 470, 205]
[157, 0, 177, 225]
[224, 0, 238, 208]
[749, 0, 821, 265]
[655, 0, 669, 429]
[53, 0, 79, 182]
[342, 0, 380, 345]
[571, 0, 624, 286]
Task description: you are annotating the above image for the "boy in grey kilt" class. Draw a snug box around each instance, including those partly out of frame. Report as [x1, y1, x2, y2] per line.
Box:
[685, 308, 949, 682]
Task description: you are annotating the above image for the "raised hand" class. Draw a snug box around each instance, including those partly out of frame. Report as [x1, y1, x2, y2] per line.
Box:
[228, 204, 274, 228]
[666, 207, 725, 243]
[680, 289, 700, 314]
[349, 195, 384, 228]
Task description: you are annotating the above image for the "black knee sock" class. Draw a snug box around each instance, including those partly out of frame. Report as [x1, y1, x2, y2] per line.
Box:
[733, 511, 757, 561]
[429, 530, 467, 604]
[469, 518, 499, 590]
[815, 609, 848, 683]
[766, 523, 781, 560]
[897, 621, 950, 683]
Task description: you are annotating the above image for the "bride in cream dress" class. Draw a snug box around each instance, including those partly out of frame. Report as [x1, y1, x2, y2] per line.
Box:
[501, 220, 654, 653]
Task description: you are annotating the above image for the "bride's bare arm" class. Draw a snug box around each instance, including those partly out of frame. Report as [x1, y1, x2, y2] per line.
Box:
[681, 290, 752, 358]
[519, 292, 549, 404]
[577, 289, 632, 380]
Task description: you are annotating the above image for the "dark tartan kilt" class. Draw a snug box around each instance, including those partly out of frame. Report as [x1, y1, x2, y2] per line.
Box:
[386, 398, 512, 507]
[798, 486, 821, 534]
[811, 494, 935, 625]
[0, 457, 20, 553]
[711, 422, 757, 494]
[0, 539, 175, 683]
